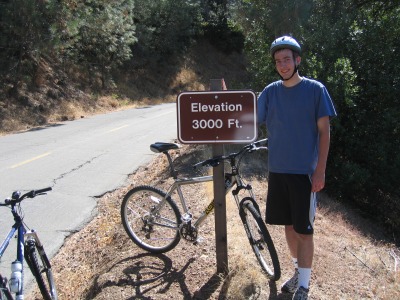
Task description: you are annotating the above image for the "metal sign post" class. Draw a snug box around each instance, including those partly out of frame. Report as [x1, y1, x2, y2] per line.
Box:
[176, 79, 257, 275]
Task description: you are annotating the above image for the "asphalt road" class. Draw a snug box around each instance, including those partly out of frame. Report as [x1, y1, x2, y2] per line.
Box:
[0, 103, 177, 279]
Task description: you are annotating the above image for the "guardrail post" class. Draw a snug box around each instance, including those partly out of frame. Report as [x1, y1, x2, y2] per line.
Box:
[210, 78, 228, 275]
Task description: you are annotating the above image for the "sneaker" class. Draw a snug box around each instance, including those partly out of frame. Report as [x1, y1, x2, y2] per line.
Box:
[281, 269, 299, 293]
[292, 286, 309, 300]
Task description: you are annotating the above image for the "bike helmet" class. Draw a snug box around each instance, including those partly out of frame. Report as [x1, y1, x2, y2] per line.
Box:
[270, 36, 301, 57]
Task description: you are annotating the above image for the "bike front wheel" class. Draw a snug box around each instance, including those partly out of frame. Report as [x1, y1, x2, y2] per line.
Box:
[24, 239, 58, 300]
[239, 197, 281, 281]
[121, 185, 182, 253]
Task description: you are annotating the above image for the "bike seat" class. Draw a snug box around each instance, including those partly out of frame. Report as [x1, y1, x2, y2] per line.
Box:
[150, 142, 180, 153]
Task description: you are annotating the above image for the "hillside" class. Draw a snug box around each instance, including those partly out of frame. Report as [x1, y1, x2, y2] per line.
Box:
[0, 39, 249, 135]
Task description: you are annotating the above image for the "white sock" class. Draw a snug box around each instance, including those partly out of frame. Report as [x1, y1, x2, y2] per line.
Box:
[298, 267, 311, 289]
[292, 257, 298, 269]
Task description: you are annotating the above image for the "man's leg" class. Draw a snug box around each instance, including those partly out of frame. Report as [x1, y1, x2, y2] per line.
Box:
[285, 225, 298, 259]
[286, 225, 314, 289]
[297, 232, 314, 289]
[281, 225, 299, 293]
[297, 232, 314, 269]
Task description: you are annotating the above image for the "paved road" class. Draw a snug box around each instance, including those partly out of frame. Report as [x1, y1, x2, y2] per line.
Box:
[0, 103, 177, 279]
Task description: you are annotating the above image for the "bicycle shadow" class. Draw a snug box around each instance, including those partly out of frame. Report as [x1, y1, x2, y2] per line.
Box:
[84, 252, 214, 299]
[83, 252, 254, 299]
[84, 252, 291, 299]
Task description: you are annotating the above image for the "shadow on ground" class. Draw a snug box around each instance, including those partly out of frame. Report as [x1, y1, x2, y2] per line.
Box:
[84, 251, 294, 299]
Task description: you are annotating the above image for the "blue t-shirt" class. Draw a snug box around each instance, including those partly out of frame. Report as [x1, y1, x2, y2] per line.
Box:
[257, 77, 337, 174]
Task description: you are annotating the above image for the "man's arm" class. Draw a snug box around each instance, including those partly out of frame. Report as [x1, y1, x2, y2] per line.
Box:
[311, 116, 331, 192]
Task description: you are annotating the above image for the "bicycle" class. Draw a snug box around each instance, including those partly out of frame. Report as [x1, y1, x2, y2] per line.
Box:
[0, 188, 58, 300]
[121, 139, 281, 280]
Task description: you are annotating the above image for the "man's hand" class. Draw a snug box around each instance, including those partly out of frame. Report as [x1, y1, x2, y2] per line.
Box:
[311, 169, 325, 192]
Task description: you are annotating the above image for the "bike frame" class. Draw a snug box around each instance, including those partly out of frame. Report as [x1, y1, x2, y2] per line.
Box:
[161, 169, 256, 230]
[0, 188, 56, 300]
[0, 217, 26, 297]
[0, 205, 43, 299]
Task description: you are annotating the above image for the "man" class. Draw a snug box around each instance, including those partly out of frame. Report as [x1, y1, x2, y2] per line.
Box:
[257, 36, 337, 299]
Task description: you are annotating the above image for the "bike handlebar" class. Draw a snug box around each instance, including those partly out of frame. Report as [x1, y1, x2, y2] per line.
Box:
[30, 187, 52, 196]
[1, 187, 52, 206]
[193, 139, 268, 169]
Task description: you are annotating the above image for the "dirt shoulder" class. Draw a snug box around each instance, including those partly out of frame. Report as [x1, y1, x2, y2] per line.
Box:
[28, 143, 400, 299]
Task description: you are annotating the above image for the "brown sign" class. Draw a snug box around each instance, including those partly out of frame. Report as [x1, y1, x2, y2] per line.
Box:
[177, 90, 257, 144]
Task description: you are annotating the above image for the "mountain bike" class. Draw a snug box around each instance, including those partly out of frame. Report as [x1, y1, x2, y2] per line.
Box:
[0, 188, 58, 300]
[121, 139, 281, 280]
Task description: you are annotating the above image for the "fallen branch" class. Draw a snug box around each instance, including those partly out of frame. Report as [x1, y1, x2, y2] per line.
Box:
[344, 246, 376, 274]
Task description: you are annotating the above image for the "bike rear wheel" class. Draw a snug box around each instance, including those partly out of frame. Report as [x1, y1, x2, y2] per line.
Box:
[239, 197, 281, 281]
[121, 185, 182, 253]
[24, 239, 58, 300]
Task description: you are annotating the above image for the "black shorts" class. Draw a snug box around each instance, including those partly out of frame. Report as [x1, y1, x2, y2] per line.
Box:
[265, 172, 316, 235]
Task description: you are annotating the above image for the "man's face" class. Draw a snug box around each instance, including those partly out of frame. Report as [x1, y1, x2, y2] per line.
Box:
[274, 49, 301, 80]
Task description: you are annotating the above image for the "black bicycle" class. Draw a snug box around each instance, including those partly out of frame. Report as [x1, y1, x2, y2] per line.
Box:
[0, 188, 57, 300]
[121, 139, 281, 280]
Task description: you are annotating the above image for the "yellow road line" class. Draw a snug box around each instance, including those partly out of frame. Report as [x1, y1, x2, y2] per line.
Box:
[106, 125, 129, 133]
[10, 152, 52, 168]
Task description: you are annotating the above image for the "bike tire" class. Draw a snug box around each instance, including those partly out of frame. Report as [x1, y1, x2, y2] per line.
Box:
[239, 197, 281, 281]
[0, 274, 13, 300]
[121, 185, 182, 253]
[24, 240, 58, 300]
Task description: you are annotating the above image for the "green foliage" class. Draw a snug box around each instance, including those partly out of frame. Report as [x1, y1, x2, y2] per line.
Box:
[236, 0, 400, 237]
[201, 0, 245, 53]
[131, 0, 202, 62]
[230, 0, 314, 89]
[202, 19, 245, 54]
[331, 4, 400, 226]
[55, 0, 137, 89]
[0, 0, 59, 81]
[310, 2, 400, 235]
[0, 0, 204, 90]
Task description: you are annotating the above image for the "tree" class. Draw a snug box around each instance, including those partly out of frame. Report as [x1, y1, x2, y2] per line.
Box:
[56, 0, 137, 89]
[231, 0, 313, 89]
[200, 0, 245, 53]
[131, 0, 202, 63]
[0, 0, 60, 84]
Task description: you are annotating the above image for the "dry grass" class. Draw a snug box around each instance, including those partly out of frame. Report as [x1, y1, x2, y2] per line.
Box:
[26, 144, 400, 300]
